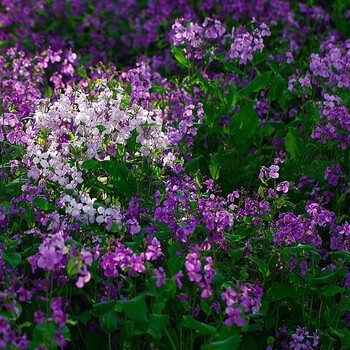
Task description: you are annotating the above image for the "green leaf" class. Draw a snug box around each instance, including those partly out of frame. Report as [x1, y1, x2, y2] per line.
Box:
[44, 87, 52, 99]
[100, 161, 135, 199]
[147, 314, 169, 339]
[285, 127, 304, 160]
[67, 257, 82, 276]
[247, 256, 269, 278]
[32, 197, 53, 211]
[185, 157, 200, 174]
[227, 247, 244, 264]
[331, 250, 350, 263]
[265, 283, 300, 302]
[168, 254, 183, 275]
[93, 300, 116, 316]
[3, 252, 21, 269]
[181, 316, 217, 335]
[267, 75, 286, 102]
[18, 321, 32, 329]
[172, 45, 188, 67]
[16, 201, 35, 226]
[200, 300, 211, 316]
[119, 295, 148, 332]
[330, 327, 350, 348]
[96, 125, 106, 132]
[320, 285, 345, 297]
[82, 159, 98, 169]
[221, 61, 248, 78]
[311, 269, 341, 284]
[224, 84, 239, 113]
[203, 334, 241, 350]
[108, 221, 120, 233]
[230, 105, 260, 145]
[75, 310, 91, 325]
[33, 322, 56, 342]
[100, 309, 119, 333]
[209, 154, 221, 180]
[240, 71, 272, 97]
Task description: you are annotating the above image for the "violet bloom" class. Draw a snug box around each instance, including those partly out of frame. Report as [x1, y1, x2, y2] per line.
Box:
[185, 252, 202, 283]
[276, 181, 291, 193]
[299, 261, 308, 276]
[154, 267, 166, 288]
[50, 298, 66, 328]
[145, 237, 162, 261]
[54, 330, 67, 349]
[225, 307, 244, 327]
[100, 252, 119, 278]
[200, 285, 213, 298]
[34, 310, 44, 324]
[290, 333, 304, 350]
[127, 253, 145, 277]
[174, 270, 184, 289]
[268, 165, 280, 179]
[126, 217, 141, 235]
[37, 233, 66, 271]
[286, 52, 294, 63]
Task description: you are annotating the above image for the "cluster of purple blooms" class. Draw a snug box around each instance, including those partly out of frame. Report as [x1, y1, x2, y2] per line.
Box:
[311, 94, 350, 150]
[172, 17, 271, 65]
[267, 326, 319, 350]
[221, 281, 263, 327]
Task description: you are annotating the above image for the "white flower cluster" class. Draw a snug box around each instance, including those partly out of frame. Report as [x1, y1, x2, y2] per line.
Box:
[24, 80, 170, 226]
[27, 81, 169, 172]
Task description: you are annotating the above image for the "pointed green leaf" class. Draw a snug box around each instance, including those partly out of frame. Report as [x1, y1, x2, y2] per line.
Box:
[181, 316, 217, 335]
[240, 71, 272, 97]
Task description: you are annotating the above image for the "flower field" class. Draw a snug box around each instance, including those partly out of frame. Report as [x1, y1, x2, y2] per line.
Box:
[0, 0, 349, 349]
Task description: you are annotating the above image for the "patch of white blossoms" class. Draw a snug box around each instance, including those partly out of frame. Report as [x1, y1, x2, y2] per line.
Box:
[24, 80, 172, 226]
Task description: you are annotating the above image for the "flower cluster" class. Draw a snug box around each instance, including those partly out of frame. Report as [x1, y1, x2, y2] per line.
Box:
[0, 316, 28, 349]
[267, 326, 319, 350]
[226, 22, 271, 65]
[311, 94, 350, 150]
[221, 281, 263, 327]
[310, 39, 350, 89]
[100, 242, 146, 279]
[172, 17, 271, 65]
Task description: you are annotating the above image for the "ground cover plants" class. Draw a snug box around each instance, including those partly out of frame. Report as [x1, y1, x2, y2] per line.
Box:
[0, 0, 349, 349]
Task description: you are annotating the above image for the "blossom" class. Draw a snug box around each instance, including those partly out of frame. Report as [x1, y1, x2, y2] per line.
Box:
[225, 307, 244, 327]
[276, 181, 291, 193]
[174, 270, 184, 289]
[36, 233, 67, 271]
[154, 267, 166, 287]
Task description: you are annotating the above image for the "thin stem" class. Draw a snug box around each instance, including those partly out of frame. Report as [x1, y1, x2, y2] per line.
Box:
[165, 327, 177, 350]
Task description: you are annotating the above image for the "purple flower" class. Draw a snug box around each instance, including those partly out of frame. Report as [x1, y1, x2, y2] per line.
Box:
[225, 307, 244, 327]
[276, 181, 291, 193]
[174, 270, 184, 289]
[36, 233, 66, 271]
[154, 267, 166, 287]
[145, 237, 162, 261]
[299, 261, 308, 275]
[269, 165, 280, 179]
[185, 252, 202, 283]
[54, 330, 67, 349]
[286, 52, 294, 63]
[34, 310, 44, 324]
[101, 252, 119, 278]
[50, 298, 66, 328]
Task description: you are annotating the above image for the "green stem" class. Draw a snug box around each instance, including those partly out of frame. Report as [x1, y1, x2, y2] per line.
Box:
[165, 327, 177, 350]
[108, 333, 112, 350]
